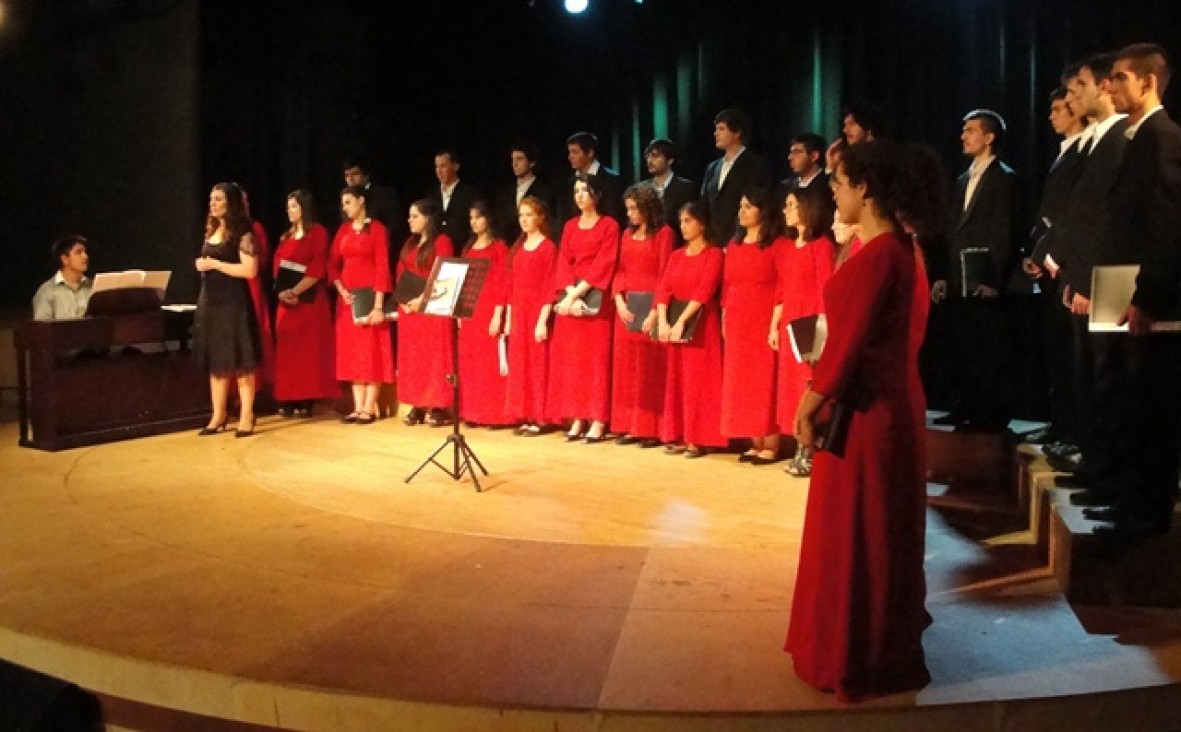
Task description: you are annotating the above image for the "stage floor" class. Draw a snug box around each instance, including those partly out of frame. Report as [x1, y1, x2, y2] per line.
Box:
[2, 413, 1181, 731]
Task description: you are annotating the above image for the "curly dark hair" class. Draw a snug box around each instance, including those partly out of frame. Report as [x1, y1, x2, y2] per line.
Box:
[205, 182, 253, 243]
[838, 140, 947, 241]
[731, 187, 779, 249]
[623, 183, 665, 235]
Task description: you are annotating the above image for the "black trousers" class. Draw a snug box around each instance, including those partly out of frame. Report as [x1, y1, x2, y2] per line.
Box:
[950, 297, 1010, 425]
[1038, 279, 1077, 436]
[1112, 333, 1181, 520]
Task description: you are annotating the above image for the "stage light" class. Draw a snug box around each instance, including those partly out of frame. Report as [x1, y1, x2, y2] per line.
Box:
[564, 0, 589, 14]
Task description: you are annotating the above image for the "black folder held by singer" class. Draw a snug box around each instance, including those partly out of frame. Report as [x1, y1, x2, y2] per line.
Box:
[349, 287, 400, 323]
[274, 260, 316, 303]
[555, 283, 603, 315]
[624, 291, 654, 333]
[649, 299, 701, 342]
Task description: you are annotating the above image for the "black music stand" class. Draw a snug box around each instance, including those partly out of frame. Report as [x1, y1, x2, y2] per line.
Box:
[405, 256, 491, 492]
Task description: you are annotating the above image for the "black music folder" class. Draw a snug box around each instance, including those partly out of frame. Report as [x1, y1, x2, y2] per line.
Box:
[650, 299, 701, 342]
[959, 248, 992, 297]
[393, 271, 428, 305]
[350, 287, 398, 323]
[624, 291, 654, 332]
[555, 282, 603, 315]
[274, 260, 315, 303]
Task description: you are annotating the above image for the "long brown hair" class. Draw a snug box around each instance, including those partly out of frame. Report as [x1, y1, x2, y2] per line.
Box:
[204, 182, 253, 243]
[282, 189, 319, 240]
[512, 196, 554, 252]
[624, 183, 664, 236]
[403, 198, 441, 269]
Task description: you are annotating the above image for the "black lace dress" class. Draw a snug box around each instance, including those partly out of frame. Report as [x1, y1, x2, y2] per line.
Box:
[193, 233, 262, 374]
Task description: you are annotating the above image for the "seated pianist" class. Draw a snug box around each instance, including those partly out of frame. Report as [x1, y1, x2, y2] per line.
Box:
[32, 235, 92, 320]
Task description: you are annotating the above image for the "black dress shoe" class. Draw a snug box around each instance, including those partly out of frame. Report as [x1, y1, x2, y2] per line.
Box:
[1043, 441, 1081, 460]
[638, 438, 662, 449]
[749, 453, 783, 466]
[1054, 474, 1092, 489]
[402, 408, 425, 426]
[583, 433, 607, 444]
[615, 434, 639, 446]
[235, 418, 256, 438]
[1092, 517, 1170, 543]
[198, 422, 227, 436]
[1082, 505, 1129, 522]
[426, 408, 451, 427]
[932, 411, 967, 427]
[738, 452, 758, 463]
[1069, 488, 1115, 507]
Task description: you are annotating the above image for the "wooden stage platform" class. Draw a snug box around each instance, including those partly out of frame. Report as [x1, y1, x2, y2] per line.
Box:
[2, 411, 1181, 731]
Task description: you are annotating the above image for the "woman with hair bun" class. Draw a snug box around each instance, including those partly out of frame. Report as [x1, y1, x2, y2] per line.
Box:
[458, 200, 512, 427]
[786, 140, 944, 702]
[610, 183, 674, 447]
[273, 189, 336, 417]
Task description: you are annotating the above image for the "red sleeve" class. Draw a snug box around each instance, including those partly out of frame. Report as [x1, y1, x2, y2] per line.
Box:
[435, 234, 455, 260]
[328, 224, 346, 284]
[305, 225, 329, 280]
[721, 245, 736, 307]
[655, 251, 678, 306]
[251, 222, 271, 275]
[372, 221, 392, 292]
[811, 238, 897, 401]
[491, 241, 511, 304]
[692, 247, 724, 303]
[554, 219, 578, 294]
[583, 217, 620, 291]
[613, 230, 629, 297]
[810, 236, 836, 315]
[655, 225, 675, 281]
[540, 239, 559, 295]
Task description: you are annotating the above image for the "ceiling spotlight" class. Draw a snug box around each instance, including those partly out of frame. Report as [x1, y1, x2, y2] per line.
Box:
[564, 0, 589, 14]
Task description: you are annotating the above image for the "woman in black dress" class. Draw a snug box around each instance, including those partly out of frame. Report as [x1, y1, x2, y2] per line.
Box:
[194, 182, 263, 437]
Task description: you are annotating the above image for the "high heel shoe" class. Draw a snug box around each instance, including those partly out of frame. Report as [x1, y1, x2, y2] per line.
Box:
[426, 408, 451, 427]
[235, 418, 256, 438]
[402, 407, 425, 426]
[198, 421, 226, 436]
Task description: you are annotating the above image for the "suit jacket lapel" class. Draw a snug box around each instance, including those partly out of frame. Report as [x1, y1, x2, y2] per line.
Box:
[960, 162, 995, 229]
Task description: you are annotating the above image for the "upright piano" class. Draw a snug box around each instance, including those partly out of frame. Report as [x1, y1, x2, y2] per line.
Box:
[15, 311, 210, 450]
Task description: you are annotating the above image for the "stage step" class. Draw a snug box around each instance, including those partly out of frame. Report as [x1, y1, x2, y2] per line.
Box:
[925, 419, 1022, 517]
[1018, 443, 1181, 608]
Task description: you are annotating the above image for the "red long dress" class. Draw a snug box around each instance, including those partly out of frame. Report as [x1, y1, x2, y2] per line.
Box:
[458, 240, 512, 425]
[328, 220, 395, 383]
[272, 224, 337, 402]
[776, 235, 836, 433]
[397, 235, 455, 409]
[505, 238, 558, 424]
[785, 232, 931, 702]
[656, 246, 727, 448]
[720, 237, 784, 437]
[248, 221, 275, 388]
[547, 216, 620, 423]
[610, 225, 674, 438]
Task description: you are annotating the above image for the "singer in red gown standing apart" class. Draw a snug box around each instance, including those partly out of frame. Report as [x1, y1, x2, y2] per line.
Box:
[272, 189, 337, 417]
[655, 200, 726, 457]
[505, 196, 558, 435]
[549, 174, 620, 443]
[458, 200, 512, 427]
[787, 141, 943, 702]
[721, 188, 786, 464]
[610, 183, 674, 447]
[771, 184, 836, 476]
[329, 185, 395, 424]
[397, 199, 456, 427]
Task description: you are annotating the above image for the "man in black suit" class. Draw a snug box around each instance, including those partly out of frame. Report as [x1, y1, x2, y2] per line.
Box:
[700, 108, 771, 245]
[496, 140, 554, 243]
[1047, 55, 1131, 502]
[1022, 87, 1088, 448]
[343, 156, 403, 235]
[1086, 43, 1181, 543]
[642, 138, 696, 242]
[774, 132, 828, 210]
[424, 148, 480, 246]
[558, 131, 623, 225]
[930, 109, 1019, 430]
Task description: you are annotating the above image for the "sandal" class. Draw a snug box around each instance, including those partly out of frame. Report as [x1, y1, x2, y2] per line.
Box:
[684, 446, 707, 459]
[356, 411, 376, 425]
[664, 443, 687, 455]
[784, 447, 813, 476]
[341, 412, 361, 424]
